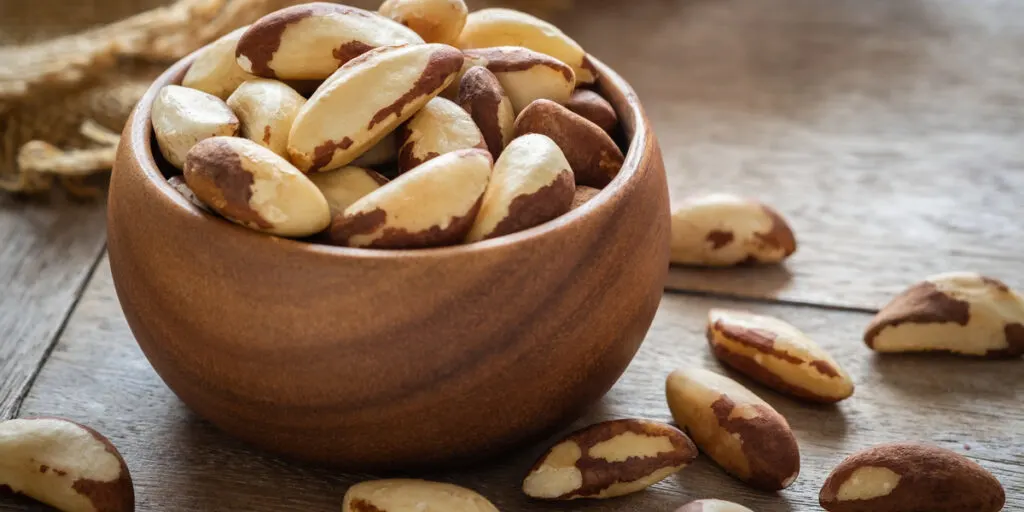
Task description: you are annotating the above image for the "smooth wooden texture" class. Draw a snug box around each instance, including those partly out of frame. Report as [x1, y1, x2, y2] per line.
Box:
[557, 0, 1024, 310]
[6, 260, 1021, 511]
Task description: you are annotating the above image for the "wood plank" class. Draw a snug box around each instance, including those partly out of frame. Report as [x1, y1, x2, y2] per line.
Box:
[6, 257, 1021, 511]
[0, 193, 106, 420]
[555, 0, 1024, 310]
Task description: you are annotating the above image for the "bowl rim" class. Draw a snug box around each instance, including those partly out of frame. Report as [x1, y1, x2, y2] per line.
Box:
[127, 48, 651, 260]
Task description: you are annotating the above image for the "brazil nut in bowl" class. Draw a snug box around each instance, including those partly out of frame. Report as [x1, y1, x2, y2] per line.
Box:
[107, 2, 669, 469]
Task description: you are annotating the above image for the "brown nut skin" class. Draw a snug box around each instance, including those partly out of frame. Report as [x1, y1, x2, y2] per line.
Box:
[514, 99, 624, 188]
[462, 46, 576, 114]
[458, 66, 515, 159]
[865, 272, 1024, 358]
[676, 499, 754, 512]
[566, 89, 618, 135]
[523, 419, 698, 500]
[819, 443, 1005, 512]
[670, 193, 797, 266]
[396, 97, 486, 173]
[570, 186, 601, 210]
[378, 0, 468, 45]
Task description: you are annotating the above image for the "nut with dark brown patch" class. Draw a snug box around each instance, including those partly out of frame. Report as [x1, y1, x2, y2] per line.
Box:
[309, 166, 388, 216]
[167, 175, 211, 213]
[152, 85, 239, 169]
[665, 367, 800, 491]
[676, 499, 754, 512]
[288, 44, 464, 173]
[226, 79, 305, 157]
[566, 89, 618, 135]
[570, 186, 601, 210]
[184, 136, 330, 237]
[670, 193, 797, 266]
[819, 443, 1005, 512]
[523, 419, 697, 500]
[514, 99, 623, 188]
[378, 0, 468, 45]
[707, 309, 854, 403]
[0, 417, 134, 512]
[458, 66, 515, 159]
[461, 46, 576, 113]
[343, 479, 498, 512]
[328, 148, 491, 248]
[396, 97, 486, 173]
[865, 272, 1024, 358]
[235, 2, 423, 80]
[457, 8, 598, 84]
[181, 26, 256, 99]
[466, 133, 574, 242]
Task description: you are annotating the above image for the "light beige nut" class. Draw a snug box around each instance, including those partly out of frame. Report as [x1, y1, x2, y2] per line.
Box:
[378, 0, 468, 45]
[226, 79, 306, 157]
[570, 185, 601, 210]
[676, 499, 754, 512]
[514, 99, 623, 188]
[328, 148, 491, 248]
[0, 417, 133, 512]
[819, 443, 1005, 512]
[351, 131, 398, 168]
[665, 367, 800, 491]
[466, 133, 573, 242]
[707, 309, 854, 403]
[458, 66, 514, 159]
[566, 89, 618, 135]
[396, 97, 486, 173]
[236, 2, 423, 80]
[343, 479, 498, 512]
[670, 193, 797, 266]
[287, 44, 464, 173]
[167, 175, 211, 213]
[462, 46, 576, 113]
[457, 7, 598, 85]
[152, 85, 239, 169]
[184, 136, 330, 237]
[865, 272, 1024, 358]
[309, 166, 388, 216]
[523, 419, 698, 500]
[181, 26, 256, 100]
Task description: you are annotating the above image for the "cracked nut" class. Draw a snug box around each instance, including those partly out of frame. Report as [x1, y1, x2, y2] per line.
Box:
[707, 309, 854, 403]
[184, 136, 330, 237]
[514, 99, 623, 188]
[236, 2, 423, 80]
[457, 7, 598, 84]
[462, 46, 576, 113]
[865, 272, 1024, 358]
[670, 193, 797, 266]
[309, 166, 388, 216]
[328, 148, 491, 248]
[152, 85, 239, 170]
[0, 417, 133, 512]
[820, 443, 1005, 512]
[523, 419, 697, 500]
[378, 0, 468, 45]
[343, 479, 498, 512]
[181, 26, 256, 100]
[566, 89, 618, 135]
[666, 367, 800, 491]
[227, 79, 306, 157]
[397, 97, 486, 173]
[570, 186, 601, 210]
[676, 499, 754, 512]
[167, 175, 211, 213]
[288, 43, 463, 173]
[458, 66, 514, 159]
[466, 133, 574, 242]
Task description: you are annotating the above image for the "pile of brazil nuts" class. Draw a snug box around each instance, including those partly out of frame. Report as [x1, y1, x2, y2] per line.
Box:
[152, 0, 626, 249]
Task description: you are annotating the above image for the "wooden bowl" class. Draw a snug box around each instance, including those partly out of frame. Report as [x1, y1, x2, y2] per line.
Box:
[107, 50, 669, 469]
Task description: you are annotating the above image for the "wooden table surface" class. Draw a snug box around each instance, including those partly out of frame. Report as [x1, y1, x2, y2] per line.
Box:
[2, 0, 1023, 510]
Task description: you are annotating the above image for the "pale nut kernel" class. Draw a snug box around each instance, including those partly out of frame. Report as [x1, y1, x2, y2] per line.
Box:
[566, 89, 618, 135]
[288, 44, 464, 173]
[351, 131, 398, 168]
[378, 0, 468, 45]
[227, 79, 306, 157]
[676, 499, 755, 512]
[819, 443, 1005, 512]
[865, 272, 1024, 358]
[523, 419, 698, 500]
[343, 479, 498, 512]
[514, 99, 624, 188]
[458, 66, 515, 159]
[328, 148, 492, 249]
[707, 309, 854, 403]
[167, 175, 211, 213]
[308, 166, 388, 216]
[236, 2, 423, 80]
[396, 97, 486, 173]
[152, 85, 239, 169]
[0, 417, 133, 512]
[183, 136, 330, 237]
[457, 7, 598, 84]
[466, 133, 574, 242]
[670, 193, 797, 266]
[181, 26, 256, 99]
[570, 186, 601, 210]
[665, 367, 800, 491]
[461, 46, 576, 114]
